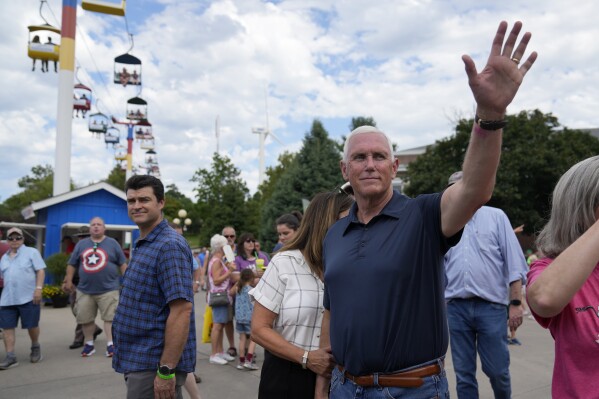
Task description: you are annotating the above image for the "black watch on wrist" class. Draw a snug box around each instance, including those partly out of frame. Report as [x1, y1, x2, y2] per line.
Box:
[509, 299, 522, 307]
[158, 364, 176, 375]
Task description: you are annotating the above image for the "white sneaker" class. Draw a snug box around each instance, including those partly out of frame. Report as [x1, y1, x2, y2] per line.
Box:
[236, 362, 244, 370]
[244, 360, 259, 370]
[209, 355, 228, 365]
[218, 352, 235, 362]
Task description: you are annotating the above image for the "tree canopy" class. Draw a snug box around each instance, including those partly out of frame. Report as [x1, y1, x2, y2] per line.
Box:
[1, 165, 73, 221]
[405, 109, 599, 234]
[191, 153, 251, 245]
[259, 119, 346, 250]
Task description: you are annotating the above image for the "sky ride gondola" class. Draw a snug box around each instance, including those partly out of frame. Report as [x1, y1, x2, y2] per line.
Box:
[114, 53, 141, 87]
[145, 149, 158, 165]
[81, 0, 126, 17]
[126, 96, 147, 121]
[134, 119, 152, 140]
[114, 145, 127, 161]
[104, 126, 120, 146]
[73, 83, 92, 118]
[140, 137, 155, 150]
[28, 1, 61, 73]
[88, 112, 109, 136]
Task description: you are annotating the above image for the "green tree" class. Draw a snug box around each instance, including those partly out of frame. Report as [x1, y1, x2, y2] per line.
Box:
[104, 165, 126, 191]
[260, 119, 345, 250]
[405, 109, 599, 233]
[244, 152, 297, 246]
[191, 153, 251, 245]
[2, 165, 71, 221]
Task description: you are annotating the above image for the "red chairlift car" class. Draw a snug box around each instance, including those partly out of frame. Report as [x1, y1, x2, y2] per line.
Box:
[73, 83, 92, 118]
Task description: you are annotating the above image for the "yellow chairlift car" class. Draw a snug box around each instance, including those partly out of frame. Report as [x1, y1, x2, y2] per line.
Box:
[28, 24, 60, 73]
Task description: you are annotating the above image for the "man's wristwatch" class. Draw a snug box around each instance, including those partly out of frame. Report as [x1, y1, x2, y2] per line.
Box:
[509, 299, 522, 307]
[157, 364, 176, 380]
[475, 114, 507, 131]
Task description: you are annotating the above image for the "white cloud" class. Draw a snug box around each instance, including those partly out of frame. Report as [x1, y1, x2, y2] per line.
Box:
[1, 0, 599, 204]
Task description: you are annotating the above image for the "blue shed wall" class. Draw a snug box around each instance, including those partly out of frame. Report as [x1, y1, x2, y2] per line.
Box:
[40, 189, 137, 259]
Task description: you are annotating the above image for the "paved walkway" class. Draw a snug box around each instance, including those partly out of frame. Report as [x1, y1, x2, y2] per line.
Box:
[0, 292, 553, 398]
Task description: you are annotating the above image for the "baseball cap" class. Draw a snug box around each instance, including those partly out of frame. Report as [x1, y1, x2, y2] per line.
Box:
[76, 225, 90, 237]
[447, 171, 463, 186]
[7, 227, 23, 237]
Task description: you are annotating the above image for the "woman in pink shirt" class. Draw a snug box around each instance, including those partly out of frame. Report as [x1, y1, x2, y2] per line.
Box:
[527, 155, 599, 398]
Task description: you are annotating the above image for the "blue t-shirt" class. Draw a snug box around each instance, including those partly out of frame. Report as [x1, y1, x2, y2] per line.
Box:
[112, 219, 196, 374]
[323, 190, 461, 375]
[68, 237, 127, 295]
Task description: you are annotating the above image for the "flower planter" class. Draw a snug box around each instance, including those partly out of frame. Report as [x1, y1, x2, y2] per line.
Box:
[51, 295, 69, 308]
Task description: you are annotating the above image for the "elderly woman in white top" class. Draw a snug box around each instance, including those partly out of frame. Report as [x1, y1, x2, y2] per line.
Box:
[251, 191, 353, 399]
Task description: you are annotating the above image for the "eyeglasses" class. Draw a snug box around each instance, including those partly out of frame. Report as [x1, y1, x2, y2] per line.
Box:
[337, 182, 354, 196]
[92, 242, 98, 252]
[224, 235, 236, 239]
[7, 236, 23, 241]
[245, 239, 255, 243]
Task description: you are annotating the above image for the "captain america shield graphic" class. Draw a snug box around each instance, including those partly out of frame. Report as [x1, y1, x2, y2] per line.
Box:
[81, 246, 108, 273]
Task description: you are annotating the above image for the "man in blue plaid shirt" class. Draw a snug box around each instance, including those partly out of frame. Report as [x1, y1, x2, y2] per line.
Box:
[112, 175, 196, 399]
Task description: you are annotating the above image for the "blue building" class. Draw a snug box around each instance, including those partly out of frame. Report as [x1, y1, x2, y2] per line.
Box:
[25, 182, 139, 259]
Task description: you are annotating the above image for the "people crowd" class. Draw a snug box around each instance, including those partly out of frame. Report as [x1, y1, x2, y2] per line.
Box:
[4, 18, 599, 399]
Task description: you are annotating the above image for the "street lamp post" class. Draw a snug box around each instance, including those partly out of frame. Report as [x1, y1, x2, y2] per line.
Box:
[175, 209, 192, 233]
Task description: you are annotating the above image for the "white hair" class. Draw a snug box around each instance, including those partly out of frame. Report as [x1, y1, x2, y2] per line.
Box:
[537, 155, 599, 258]
[342, 125, 395, 163]
[210, 234, 228, 251]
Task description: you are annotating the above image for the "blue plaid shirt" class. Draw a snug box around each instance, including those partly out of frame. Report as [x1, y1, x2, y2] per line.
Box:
[112, 219, 196, 373]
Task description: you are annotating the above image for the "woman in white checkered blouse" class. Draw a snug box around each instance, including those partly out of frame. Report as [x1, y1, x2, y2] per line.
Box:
[250, 191, 354, 399]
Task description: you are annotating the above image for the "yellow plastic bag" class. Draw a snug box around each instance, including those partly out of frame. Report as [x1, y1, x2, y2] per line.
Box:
[202, 305, 213, 343]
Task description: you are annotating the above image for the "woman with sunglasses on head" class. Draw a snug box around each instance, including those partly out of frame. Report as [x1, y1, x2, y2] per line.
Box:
[250, 191, 354, 399]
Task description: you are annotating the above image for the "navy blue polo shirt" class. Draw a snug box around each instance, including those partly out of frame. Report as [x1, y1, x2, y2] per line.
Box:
[323, 190, 461, 376]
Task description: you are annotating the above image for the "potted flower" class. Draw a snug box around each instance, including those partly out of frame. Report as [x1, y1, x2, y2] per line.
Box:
[41, 284, 69, 308]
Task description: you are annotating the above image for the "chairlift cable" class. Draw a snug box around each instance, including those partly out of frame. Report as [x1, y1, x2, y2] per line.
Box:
[39, 0, 53, 27]
[43, 0, 60, 29]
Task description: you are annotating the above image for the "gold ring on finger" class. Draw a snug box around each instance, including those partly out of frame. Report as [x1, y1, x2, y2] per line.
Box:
[511, 57, 520, 65]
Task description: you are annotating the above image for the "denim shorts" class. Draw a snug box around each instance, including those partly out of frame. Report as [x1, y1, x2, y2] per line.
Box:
[212, 305, 229, 324]
[236, 321, 251, 334]
[0, 301, 41, 329]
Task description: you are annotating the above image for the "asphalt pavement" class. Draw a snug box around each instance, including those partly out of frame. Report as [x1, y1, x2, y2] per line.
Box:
[0, 291, 554, 399]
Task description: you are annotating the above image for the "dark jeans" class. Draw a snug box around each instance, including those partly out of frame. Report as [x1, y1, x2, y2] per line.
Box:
[447, 298, 511, 399]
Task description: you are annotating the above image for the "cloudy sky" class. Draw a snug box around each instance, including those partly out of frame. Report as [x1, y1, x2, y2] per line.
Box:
[1, 0, 598, 203]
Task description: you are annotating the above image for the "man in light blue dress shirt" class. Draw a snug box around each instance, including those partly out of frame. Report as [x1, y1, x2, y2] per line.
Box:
[0, 227, 46, 369]
[444, 172, 528, 399]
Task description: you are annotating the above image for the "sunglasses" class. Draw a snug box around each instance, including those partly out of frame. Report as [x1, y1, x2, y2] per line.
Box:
[337, 182, 354, 196]
[245, 239, 256, 243]
[7, 235, 23, 241]
[93, 242, 99, 252]
[224, 235, 236, 239]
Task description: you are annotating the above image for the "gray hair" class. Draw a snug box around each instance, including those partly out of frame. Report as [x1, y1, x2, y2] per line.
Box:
[210, 234, 228, 252]
[342, 125, 394, 163]
[536, 155, 599, 258]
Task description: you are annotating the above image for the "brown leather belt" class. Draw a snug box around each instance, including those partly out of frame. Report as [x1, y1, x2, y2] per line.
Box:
[337, 361, 443, 388]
